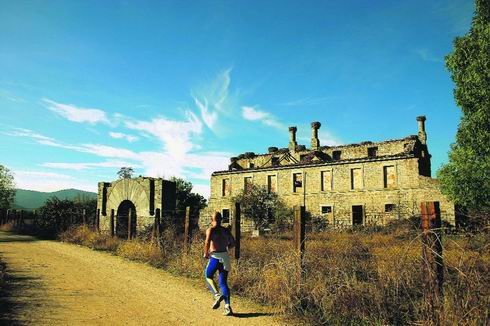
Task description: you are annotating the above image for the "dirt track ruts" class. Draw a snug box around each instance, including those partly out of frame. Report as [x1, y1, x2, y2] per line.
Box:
[0, 231, 282, 325]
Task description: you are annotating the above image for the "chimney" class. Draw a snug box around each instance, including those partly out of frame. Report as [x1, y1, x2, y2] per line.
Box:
[416, 116, 427, 144]
[311, 121, 321, 150]
[288, 126, 297, 151]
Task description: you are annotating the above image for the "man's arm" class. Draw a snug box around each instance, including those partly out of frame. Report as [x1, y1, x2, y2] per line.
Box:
[203, 228, 212, 258]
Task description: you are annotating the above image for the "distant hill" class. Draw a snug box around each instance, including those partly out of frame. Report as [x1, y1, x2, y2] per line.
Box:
[14, 189, 98, 210]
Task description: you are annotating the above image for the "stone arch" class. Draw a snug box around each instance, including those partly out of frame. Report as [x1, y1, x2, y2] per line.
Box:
[106, 178, 150, 218]
[106, 179, 151, 237]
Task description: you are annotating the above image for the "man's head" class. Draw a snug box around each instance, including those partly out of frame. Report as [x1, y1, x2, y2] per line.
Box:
[211, 211, 222, 227]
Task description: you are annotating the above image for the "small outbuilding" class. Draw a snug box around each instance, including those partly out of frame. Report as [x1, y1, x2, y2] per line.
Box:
[96, 177, 176, 238]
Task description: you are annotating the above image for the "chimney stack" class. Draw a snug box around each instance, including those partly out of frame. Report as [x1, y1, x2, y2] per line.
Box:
[311, 121, 321, 150]
[288, 126, 297, 151]
[416, 116, 427, 144]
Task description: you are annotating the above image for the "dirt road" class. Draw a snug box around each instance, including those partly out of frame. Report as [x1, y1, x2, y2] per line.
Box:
[0, 231, 282, 325]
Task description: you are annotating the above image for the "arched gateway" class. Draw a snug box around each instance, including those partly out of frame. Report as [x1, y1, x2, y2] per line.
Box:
[116, 200, 137, 238]
[96, 177, 176, 238]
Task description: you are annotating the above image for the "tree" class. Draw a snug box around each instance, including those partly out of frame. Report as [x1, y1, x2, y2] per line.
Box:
[0, 165, 15, 210]
[170, 177, 207, 215]
[117, 167, 134, 179]
[36, 197, 97, 238]
[437, 0, 490, 217]
[233, 184, 292, 230]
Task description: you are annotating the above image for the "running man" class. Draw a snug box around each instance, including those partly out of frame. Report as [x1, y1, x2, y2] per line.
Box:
[203, 211, 236, 316]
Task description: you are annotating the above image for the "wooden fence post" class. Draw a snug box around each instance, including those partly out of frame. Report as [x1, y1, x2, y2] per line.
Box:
[110, 209, 115, 237]
[20, 210, 24, 229]
[294, 205, 306, 283]
[183, 206, 191, 251]
[96, 209, 100, 232]
[32, 210, 37, 228]
[420, 201, 444, 324]
[155, 209, 161, 240]
[127, 207, 132, 240]
[82, 209, 87, 225]
[232, 202, 241, 260]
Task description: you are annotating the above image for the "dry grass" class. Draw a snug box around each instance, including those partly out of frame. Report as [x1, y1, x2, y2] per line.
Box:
[59, 223, 490, 325]
[116, 240, 164, 266]
[60, 225, 121, 251]
[0, 222, 15, 232]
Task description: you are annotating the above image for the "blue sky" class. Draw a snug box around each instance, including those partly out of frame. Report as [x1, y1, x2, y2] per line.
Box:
[0, 0, 474, 198]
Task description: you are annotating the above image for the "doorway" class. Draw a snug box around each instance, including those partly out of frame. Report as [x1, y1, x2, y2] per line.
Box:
[352, 205, 364, 226]
[116, 200, 137, 239]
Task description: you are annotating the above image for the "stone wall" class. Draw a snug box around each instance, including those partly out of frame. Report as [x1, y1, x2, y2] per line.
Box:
[201, 117, 454, 231]
[202, 156, 454, 231]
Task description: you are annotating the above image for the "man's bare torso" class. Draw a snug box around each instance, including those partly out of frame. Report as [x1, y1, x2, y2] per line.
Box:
[208, 226, 231, 253]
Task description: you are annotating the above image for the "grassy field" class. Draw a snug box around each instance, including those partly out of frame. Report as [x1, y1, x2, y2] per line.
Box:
[58, 221, 489, 325]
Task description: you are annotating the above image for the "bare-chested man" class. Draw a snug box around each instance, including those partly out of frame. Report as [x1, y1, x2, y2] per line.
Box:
[203, 211, 235, 316]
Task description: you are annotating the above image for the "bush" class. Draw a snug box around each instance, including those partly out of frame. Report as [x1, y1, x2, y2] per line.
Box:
[35, 197, 97, 238]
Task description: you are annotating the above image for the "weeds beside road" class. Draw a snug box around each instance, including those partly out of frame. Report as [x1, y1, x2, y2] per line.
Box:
[59, 221, 490, 325]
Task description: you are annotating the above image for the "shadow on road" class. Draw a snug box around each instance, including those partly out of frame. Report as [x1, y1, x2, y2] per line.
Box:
[0, 233, 47, 326]
[0, 232, 39, 243]
[0, 262, 45, 326]
[233, 312, 275, 318]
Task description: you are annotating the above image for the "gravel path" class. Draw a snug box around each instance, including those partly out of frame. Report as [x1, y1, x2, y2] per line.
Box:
[0, 231, 282, 325]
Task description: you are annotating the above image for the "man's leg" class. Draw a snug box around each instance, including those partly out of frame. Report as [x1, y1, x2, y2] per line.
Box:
[218, 265, 232, 315]
[204, 257, 219, 296]
[217, 268, 230, 305]
[205, 257, 224, 309]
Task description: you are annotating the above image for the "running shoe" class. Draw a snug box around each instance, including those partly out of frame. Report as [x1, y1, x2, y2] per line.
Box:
[212, 294, 223, 309]
[223, 304, 233, 316]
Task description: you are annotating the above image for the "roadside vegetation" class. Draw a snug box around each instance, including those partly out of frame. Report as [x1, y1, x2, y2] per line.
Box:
[56, 220, 490, 325]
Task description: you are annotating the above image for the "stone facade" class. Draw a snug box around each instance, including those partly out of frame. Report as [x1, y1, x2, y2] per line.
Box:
[201, 116, 455, 230]
[97, 177, 175, 237]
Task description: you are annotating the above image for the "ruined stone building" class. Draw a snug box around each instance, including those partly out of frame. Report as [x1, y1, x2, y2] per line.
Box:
[201, 116, 455, 229]
[97, 177, 175, 238]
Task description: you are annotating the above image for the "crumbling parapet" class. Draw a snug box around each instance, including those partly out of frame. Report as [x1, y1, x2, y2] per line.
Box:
[288, 126, 298, 151]
[417, 115, 427, 145]
[311, 121, 321, 150]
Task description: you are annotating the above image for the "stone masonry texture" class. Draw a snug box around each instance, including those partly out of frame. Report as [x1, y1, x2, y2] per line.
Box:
[200, 116, 455, 230]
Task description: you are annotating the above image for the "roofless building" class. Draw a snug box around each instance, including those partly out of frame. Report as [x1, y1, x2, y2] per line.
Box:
[200, 116, 455, 230]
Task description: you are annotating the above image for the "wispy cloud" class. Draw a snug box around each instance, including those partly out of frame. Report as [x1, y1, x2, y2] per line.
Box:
[6, 128, 55, 142]
[192, 68, 232, 130]
[109, 132, 139, 142]
[43, 98, 110, 125]
[79, 144, 140, 160]
[7, 128, 138, 159]
[41, 160, 139, 171]
[280, 96, 333, 107]
[13, 170, 96, 192]
[414, 49, 443, 63]
[192, 184, 211, 200]
[125, 112, 202, 159]
[241, 106, 284, 130]
[194, 97, 218, 130]
[6, 128, 85, 151]
[0, 90, 25, 103]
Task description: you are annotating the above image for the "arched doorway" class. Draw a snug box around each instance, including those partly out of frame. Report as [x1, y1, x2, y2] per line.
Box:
[116, 200, 137, 239]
